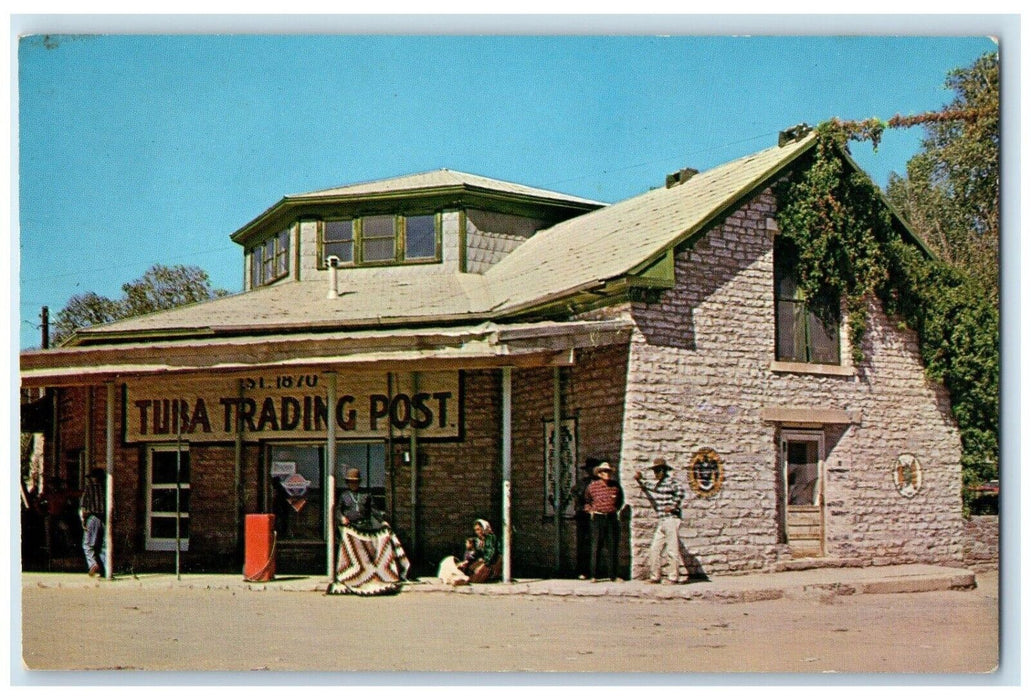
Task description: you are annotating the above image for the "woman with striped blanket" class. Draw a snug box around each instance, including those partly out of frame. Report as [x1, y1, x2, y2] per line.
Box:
[326, 469, 409, 596]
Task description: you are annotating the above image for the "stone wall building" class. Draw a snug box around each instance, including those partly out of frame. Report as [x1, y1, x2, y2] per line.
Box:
[20, 129, 964, 580]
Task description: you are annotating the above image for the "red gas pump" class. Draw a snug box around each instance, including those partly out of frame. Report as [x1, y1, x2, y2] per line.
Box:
[243, 514, 276, 582]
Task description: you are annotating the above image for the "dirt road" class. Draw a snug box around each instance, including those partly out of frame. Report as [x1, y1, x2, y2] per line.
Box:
[20, 571, 998, 674]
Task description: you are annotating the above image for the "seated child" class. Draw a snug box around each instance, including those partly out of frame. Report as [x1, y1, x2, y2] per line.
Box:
[456, 537, 479, 572]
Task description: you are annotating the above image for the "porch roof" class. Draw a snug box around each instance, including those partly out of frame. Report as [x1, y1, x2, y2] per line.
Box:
[20, 318, 634, 388]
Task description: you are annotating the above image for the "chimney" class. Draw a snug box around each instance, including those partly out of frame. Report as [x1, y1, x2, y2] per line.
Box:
[778, 123, 812, 147]
[665, 167, 699, 189]
[326, 256, 340, 299]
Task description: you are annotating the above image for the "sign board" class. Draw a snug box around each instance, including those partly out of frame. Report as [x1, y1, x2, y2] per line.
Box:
[124, 371, 461, 443]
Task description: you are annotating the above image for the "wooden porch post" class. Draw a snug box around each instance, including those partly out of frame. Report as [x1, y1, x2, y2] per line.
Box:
[553, 366, 562, 571]
[104, 381, 114, 580]
[502, 366, 512, 583]
[325, 371, 338, 579]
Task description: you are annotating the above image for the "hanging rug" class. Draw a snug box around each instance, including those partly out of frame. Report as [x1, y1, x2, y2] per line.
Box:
[326, 524, 410, 596]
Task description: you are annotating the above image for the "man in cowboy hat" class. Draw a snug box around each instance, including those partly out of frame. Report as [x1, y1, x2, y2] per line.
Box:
[335, 467, 382, 531]
[573, 457, 603, 580]
[583, 461, 624, 582]
[634, 457, 687, 584]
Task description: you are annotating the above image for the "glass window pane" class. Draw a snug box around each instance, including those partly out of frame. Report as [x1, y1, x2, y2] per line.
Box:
[251, 247, 262, 286]
[270, 445, 322, 488]
[324, 220, 354, 264]
[263, 239, 275, 279]
[151, 516, 190, 540]
[363, 237, 395, 262]
[776, 300, 806, 362]
[405, 215, 436, 259]
[787, 441, 819, 506]
[325, 240, 353, 263]
[269, 445, 324, 541]
[775, 268, 798, 301]
[151, 451, 190, 484]
[363, 215, 394, 238]
[151, 487, 190, 513]
[335, 442, 386, 489]
[808, 312, 841, 364]
[276, 229, 290, 276]
[325, 220, 354, 242]
[361, 215, 396, 262]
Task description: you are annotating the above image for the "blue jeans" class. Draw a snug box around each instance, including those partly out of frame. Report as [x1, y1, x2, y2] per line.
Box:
[82, 514, 107, 574]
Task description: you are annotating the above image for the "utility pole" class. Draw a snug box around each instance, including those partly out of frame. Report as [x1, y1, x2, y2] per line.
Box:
[41, 306, 49, 349]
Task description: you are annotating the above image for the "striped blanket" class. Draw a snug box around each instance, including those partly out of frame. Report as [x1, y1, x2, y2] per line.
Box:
[326, 524, 410, 596]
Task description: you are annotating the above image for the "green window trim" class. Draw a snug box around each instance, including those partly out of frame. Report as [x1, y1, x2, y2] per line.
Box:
[317, 213, 442, 268]
[250, 225, 294, 289]
[773, 237, 841, 366]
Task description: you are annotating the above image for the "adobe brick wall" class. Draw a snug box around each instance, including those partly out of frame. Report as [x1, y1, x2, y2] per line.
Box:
[386, 369, 502, 571]
[962, 515, 999, 571]
[619, 188, 964, 577]
[55, 386, 267, 574]
[507, 345, 631, 577]
[388, 350, 629, 578]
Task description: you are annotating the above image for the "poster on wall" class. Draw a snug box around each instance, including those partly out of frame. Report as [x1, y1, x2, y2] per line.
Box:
[543, 417, 577, 518]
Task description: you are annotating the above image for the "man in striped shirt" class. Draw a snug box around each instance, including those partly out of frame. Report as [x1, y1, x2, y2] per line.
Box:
[583, 462, 624, 582]
[634, 457, 687, 584]
[79, 468, 107, 577]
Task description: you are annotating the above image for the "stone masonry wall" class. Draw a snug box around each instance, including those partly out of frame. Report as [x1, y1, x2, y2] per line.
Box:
[962, 515, 999, 571]
[620, 188, 964, 577]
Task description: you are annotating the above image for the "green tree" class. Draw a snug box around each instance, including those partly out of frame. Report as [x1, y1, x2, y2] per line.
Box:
[52, 290, 122, 345]
[886, 52, 999, 300]
[777, 52, 1000, 510]
[121, 263, 229, 318]
[885, 52, 1000, 499]
[51, 264, 229, 345]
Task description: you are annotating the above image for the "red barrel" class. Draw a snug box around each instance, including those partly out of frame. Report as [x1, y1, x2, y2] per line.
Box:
[243, 514, 276, 581]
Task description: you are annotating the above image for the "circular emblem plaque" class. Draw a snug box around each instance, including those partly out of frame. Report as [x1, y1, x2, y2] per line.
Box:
[688, 448, 725, 498]
[281, 472, 311, 498]
[893, 453, 922, 498]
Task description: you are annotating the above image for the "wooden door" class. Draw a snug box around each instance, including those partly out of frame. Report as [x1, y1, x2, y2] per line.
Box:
[781, 431, 824, 557]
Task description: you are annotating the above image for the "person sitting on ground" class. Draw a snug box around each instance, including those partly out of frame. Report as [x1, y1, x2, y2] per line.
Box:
[456, 537, 478, 573]
[465, 519, 502, 583]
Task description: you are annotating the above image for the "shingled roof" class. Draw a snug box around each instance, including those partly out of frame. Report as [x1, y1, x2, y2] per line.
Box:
[294, 168, 605, 206]
[483, 134, 818, 315]
[230, 168, 604, 245]
[66, 134, 826, 346]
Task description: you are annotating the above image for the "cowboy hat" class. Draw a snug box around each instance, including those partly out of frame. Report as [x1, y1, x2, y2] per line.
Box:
[344, 468, 361, 482]
[651, 457, 671, 471]
[593, 462, 615, 477]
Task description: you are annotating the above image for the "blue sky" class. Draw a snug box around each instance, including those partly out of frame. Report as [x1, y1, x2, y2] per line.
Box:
[15, 32, 998, 349]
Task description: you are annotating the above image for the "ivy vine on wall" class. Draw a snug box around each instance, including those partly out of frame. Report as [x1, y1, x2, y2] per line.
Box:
[774, 119, 999, 500]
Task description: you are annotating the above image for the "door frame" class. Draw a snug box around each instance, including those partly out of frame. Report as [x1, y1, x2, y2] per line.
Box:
[779, 429, 825, 557]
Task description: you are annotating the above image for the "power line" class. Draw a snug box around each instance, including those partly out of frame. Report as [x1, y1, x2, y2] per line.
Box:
[20, 244, 238, 285]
